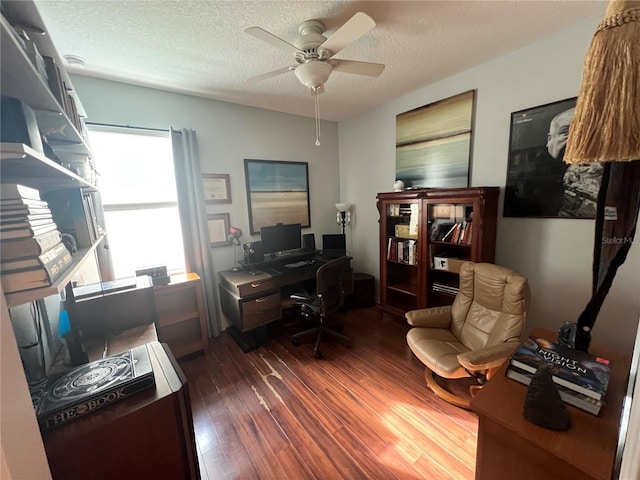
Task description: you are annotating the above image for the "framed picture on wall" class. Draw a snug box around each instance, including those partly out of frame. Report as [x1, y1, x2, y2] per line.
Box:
[504, 97, 603, 218]
[202, 174, 231, 204]
[395, 90, 475, 189]
[244, 159, 310, 235]
[207, 213, 231, 247]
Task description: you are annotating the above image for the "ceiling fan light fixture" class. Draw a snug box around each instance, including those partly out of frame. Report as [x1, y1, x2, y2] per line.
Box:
[294, 61, 332, 89]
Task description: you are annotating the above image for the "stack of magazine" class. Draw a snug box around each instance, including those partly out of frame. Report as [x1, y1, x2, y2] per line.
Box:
[506, 336, 611, 415]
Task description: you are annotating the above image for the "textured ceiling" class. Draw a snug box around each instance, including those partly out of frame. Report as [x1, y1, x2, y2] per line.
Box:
[34, 0, 606, 122]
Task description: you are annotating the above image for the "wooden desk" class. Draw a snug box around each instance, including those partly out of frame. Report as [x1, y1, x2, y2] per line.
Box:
[471, 328, 631, 480]
[42, 342, 200, 479]
[218, 256, 352, 333]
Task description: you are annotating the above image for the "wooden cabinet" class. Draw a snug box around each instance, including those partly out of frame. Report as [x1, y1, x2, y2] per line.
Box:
[153, 273, 208, 358]
[218, 269, 282, 332]
[41, 342, 200, 479]
[471, 328, 630, 480]
[376, 187, 498, 317]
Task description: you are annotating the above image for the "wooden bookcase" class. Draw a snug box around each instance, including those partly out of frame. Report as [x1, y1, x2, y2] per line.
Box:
[376, 187, 499, 317]
[153, 273, 208, 359]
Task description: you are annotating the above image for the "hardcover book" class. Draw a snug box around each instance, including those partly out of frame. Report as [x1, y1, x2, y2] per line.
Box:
[510, 336, 611, 400]
[0, 246, 72, 292]
[0, 222, 57, 240]
[506, 364, 604, 415]
[0, 241, 68, 271]
[0, 229, 61, 260]
[30, 344, 155, 431]
[0, 183, 41, 201]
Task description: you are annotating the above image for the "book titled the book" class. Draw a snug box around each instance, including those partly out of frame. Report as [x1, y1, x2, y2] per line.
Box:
[0, 246, 72, 293]
[0, 229, 61, 260]
[506, 364, 603, 415]
[30, 344, 155, 431]
[510, 336, 611, 400]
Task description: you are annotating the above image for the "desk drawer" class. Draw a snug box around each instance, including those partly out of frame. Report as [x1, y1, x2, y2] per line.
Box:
[238, 278, 276, 297]
[242, 292, 281, 329]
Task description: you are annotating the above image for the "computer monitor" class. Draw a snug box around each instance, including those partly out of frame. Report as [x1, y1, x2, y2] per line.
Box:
[260, 223, 302, 256]
[322, 234, 346, 258]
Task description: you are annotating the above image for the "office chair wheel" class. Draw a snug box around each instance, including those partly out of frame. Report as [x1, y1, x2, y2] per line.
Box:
[292, 339, 300, 347]
[314, 350, 322, 359]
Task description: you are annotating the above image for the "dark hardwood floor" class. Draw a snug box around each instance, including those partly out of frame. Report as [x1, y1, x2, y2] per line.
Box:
[179, 307, 478, 480]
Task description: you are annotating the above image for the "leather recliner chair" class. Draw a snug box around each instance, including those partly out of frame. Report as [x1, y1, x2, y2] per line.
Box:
[406, 261, 530, 409]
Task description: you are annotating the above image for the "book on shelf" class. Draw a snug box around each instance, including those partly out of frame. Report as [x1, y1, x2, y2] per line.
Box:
[505, 364, 603, 415]
[387, 237, 417, 265]
[0, 241, 68, 272]
[0, 229, 62, 260]
[509, 336, 611, 401]
[0, 222, 57, 240]
[0, 212, 53, 223]
[0, 245, 72, 293]
[30, 344, 155, 431]
[0, 183, 41, 201]
[0, 217, 55, 230]
[432, 282, 459, 296]
[0, 199, 50, 211]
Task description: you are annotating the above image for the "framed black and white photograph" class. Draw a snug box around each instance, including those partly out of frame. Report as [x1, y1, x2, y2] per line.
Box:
[207, 213, 231, 247]
[244, 159, 310, 234]
[504, 97, 603, 218]
[202, 173, 231, 204]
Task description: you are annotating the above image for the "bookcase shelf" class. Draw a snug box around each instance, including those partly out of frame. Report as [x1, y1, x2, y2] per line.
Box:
[4, 234, 105, 308]
[377, 187, 498, 317]
[0, 5, 90, 156]
[1, 143, 95, 191]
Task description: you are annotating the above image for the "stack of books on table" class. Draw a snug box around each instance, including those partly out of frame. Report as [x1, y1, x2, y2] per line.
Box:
[506, 335, 611, 415]
[0, 184, 72, 293]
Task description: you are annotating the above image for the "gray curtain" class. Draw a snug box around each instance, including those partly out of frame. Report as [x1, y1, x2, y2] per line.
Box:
[170, 128, 222, 337]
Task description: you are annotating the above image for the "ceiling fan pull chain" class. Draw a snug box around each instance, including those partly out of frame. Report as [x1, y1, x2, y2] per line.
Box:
[314, 89, 321, 146]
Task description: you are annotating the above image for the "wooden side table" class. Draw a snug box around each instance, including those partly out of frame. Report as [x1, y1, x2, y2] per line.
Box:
[470, 328, 631, 480]
[153, 273, 208, 358]
[42, 342, 200, 479]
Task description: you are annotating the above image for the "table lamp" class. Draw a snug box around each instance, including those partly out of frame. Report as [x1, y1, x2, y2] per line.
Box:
[335, 203, 352, 235]
[227, 226, 243, 272]
[563, 0, 640, 351]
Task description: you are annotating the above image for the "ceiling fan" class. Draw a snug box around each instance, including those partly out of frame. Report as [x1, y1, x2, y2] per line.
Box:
[245, 12, 385, 146]
[245, 12, 385, 94]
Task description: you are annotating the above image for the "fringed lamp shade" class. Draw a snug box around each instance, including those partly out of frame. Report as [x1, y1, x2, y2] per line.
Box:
[565, 0, 640, 164]
[564, 0, 640, 351]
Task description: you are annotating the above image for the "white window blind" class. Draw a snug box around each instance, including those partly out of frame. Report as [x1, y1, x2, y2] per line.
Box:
[87, 125, 185, 278]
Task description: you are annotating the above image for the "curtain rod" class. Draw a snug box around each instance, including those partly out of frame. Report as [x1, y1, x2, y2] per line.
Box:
[86, 121, 169, 133]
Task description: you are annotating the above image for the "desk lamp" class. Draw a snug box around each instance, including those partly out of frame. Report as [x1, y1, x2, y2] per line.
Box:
[227, 226, 244, 272]
[563, 0, 640, 351]
[335, 203, 352, 235]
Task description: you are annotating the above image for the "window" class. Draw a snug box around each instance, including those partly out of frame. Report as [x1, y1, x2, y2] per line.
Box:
[87, 125, 185, 278]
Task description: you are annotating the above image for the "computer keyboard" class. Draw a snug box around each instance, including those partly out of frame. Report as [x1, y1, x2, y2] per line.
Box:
[285, 260, 314, 269]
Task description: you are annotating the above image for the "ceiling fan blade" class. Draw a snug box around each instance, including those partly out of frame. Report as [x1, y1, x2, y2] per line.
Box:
[246, 66, 296, 83]
[244, 27, 301, 54]
[319, 12, 376, 57]
[331, 59, 385, 77]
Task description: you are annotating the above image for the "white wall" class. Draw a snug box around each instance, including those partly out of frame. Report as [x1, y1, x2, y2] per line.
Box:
[70, 76, 342, 272]
[339, 20, 640, 353]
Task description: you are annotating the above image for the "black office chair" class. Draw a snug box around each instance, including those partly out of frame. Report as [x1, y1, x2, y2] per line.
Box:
[290, 256, 351, 358]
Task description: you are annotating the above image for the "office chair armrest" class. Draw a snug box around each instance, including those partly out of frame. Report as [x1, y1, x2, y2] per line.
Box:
[405, 306, 452, 328]
[457, 342, 520, 372]
[290, 293, 313, 302]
